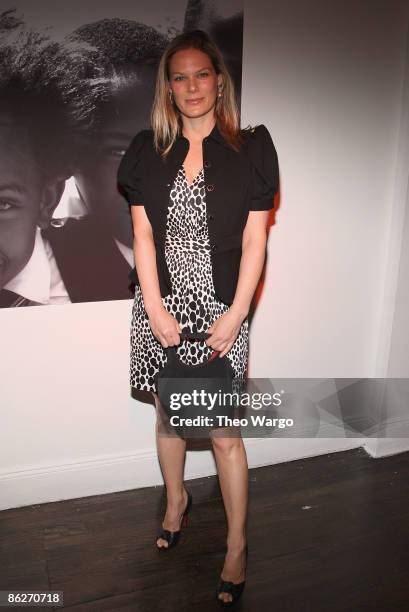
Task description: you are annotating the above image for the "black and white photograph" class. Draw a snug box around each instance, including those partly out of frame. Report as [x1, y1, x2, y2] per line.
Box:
[0, 1, 243, 306]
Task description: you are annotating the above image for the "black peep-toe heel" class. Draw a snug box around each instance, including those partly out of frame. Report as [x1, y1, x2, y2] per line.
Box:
[216, 544, 248, 607]
[156, 489, 193, 550]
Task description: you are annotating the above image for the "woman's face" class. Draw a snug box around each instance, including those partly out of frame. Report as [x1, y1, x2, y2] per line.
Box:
[168, 48, 222, 120]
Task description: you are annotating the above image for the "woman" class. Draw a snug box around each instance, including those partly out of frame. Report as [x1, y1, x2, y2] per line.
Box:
[117, 30, 279, 606]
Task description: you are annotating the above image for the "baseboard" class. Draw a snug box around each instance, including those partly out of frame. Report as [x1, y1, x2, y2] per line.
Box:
[0, 437, 366, 511]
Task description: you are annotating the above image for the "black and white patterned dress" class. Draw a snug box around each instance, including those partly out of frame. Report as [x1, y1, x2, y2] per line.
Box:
[130, 163, 249, 393]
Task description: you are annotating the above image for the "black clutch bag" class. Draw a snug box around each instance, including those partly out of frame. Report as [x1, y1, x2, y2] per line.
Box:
[154, 331, 240, 437]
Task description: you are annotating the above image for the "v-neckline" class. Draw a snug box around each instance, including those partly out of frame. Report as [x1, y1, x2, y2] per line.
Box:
[182, 164, 203, 189]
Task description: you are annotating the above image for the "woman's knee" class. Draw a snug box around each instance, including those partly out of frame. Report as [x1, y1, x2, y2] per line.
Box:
[210, 432, 243, 454]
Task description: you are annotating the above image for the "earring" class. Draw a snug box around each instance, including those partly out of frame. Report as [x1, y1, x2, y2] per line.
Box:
[169, 90, 173, 101]
[218, 86, 222, 98]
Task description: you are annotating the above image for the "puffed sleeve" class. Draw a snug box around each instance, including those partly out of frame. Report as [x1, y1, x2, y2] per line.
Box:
[117, 130, 148, 205]
[248, 124, 279, 211]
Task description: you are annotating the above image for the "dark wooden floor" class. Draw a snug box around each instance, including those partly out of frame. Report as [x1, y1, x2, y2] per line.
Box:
[1, 447, 408, 611]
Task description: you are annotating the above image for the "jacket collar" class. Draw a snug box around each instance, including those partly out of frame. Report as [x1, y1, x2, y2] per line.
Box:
[176, 120, 230, 149]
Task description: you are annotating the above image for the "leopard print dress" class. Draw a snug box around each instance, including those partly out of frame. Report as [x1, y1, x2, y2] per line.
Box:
[130, 163, 249, 393]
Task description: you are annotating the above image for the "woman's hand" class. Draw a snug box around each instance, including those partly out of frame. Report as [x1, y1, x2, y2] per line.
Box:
[147, 304, 182, 348]
[205, 308, 245, 358]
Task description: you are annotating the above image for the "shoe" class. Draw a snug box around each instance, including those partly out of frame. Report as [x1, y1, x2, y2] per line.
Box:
[216, 544, 248, 607]
[156, 488, 193, 550]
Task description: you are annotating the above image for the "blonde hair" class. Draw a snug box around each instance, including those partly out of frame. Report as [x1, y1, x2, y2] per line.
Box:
[151, 29, 245, 157]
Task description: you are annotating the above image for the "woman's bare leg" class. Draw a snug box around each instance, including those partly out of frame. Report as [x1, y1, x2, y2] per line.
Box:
[153, 391, 188, 548]
[210, 429, 248, 603]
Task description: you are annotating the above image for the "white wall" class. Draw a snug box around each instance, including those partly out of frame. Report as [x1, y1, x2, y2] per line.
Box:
[1, 0, 409, 510]
[368, 11, 409, 457]
[242, 0, 409, 378]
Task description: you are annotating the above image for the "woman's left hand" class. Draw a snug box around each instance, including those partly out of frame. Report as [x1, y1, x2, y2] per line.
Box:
[205, 309, 244, 358]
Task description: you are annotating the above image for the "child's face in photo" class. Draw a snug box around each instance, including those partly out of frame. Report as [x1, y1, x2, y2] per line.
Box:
[0, 117, 64, 289]
[74, 76, 153, 231]
[74, 112, 140, 225]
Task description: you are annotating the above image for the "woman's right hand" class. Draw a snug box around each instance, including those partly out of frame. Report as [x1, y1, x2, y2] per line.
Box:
[147, 304, 182, 348]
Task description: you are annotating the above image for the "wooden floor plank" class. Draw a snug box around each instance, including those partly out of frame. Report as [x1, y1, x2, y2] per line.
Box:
[0, 447, 408, 610]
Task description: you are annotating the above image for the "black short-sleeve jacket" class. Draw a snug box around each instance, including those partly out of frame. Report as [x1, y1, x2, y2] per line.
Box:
[117, 121, 279, 305]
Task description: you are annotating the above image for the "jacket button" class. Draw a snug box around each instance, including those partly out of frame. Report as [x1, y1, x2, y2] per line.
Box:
[211, 244, 218, 251]
[207, 213, 214, 220]
[204, 160, 211, 168]
[206, 184, 214, 192]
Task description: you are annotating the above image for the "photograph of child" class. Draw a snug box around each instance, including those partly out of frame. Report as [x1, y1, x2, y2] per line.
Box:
[0, 1, 243, 307]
